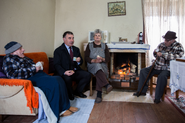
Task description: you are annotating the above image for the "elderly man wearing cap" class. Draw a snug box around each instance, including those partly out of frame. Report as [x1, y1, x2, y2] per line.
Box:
[2, 41, 79, 122]
[133, 31, 184, 104]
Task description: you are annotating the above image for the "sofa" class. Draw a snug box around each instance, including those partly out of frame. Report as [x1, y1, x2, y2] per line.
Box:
[0, 52, 93, 120]
[0, 52, 52, 117]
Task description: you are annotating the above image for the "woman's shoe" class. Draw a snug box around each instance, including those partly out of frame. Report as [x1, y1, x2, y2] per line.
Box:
[95, 97, 102, 103]
[106, 85, 113, 94]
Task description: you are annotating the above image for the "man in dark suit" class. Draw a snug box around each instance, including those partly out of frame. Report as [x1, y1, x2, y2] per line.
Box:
[54, 31, 91, 100]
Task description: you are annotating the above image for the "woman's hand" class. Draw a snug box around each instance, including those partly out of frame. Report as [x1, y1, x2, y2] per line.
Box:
[91, 58, 104, 63]
[96, 59, 102, 63]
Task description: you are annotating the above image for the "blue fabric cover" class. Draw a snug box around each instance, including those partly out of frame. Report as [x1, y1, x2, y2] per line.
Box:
[28, 71, 70, 121]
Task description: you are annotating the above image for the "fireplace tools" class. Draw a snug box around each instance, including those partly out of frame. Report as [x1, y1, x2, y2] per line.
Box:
[137, 58, 157, 97]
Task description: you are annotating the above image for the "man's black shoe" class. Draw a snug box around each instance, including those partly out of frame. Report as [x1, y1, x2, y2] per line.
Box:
[69, 94, 74, 100]
[74, 92, 87, 98]
[133, 92, 146, 96]
[154, 99, 160, 104]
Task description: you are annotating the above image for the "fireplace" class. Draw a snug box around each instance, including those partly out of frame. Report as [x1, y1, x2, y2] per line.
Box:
[107, 43, 149, 90]
[112, 53, 138, 76]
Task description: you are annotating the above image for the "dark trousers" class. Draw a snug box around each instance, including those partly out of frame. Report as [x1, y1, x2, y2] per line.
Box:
[62, 69, 91, 97]
[137, 66, 170, 100]
[95, 70, 109, 91]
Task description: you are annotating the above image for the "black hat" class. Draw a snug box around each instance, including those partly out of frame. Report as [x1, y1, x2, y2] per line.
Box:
[4, 41, 22, 54]
[162, 31, 177, 40]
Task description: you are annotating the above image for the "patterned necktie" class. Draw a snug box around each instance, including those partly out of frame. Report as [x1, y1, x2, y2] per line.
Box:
[69, 47, 73, 61]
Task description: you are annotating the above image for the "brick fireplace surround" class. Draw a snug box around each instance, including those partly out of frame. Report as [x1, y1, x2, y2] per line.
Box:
[107, 43, 150, 90]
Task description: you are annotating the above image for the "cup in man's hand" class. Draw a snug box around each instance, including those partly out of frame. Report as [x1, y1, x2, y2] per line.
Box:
[73, 57, 76, 61]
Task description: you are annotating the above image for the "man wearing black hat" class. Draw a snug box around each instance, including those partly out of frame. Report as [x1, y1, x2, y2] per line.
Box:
[2, 41, 79, 121]
[133, 31, 184, 104]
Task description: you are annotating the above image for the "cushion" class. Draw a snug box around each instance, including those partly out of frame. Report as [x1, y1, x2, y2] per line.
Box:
[49, 57, 56, 74]
[0, 72, 7, 78]
[0, 56, 7, 78]
[0, 56, 4, 72]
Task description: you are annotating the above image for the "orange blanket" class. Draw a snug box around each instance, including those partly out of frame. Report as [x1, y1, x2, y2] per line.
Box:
[0, 79, 39, 113]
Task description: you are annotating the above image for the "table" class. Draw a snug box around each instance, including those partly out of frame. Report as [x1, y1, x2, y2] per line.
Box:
[170, 60, 185, 96]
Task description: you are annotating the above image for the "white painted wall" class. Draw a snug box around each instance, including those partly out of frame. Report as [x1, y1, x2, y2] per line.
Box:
[0, 0, 55, 57]
[0, 0, 143, 62]
[55, 0, 143, 50]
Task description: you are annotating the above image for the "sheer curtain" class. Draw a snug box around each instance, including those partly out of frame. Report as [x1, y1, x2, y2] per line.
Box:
[142, 0, 185, 66]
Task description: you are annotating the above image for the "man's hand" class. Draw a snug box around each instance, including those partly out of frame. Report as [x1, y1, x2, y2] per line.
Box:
[40, 61, 44, 66]
[36, 66, 41, 72]
[156, 52, 162, 57]
[64, 70, 75, 76]
[76, 57, 81, 62]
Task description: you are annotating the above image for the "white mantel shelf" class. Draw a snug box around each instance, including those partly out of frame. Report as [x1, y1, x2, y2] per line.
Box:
[107, 43, 150, 53]
[83, 43, 150, 53]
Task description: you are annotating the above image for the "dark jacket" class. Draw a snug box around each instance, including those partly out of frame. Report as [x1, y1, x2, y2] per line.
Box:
[54, 43, 83, 76]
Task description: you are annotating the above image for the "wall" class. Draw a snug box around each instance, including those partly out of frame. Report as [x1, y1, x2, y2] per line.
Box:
[0, 0, 55, 57]
[55, 0, 143, 68]
[0, 0, 143, 68]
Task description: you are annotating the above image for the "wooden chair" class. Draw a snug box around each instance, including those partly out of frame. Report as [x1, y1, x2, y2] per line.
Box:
[90, 77, 93, 96]
[89, 74, 96, 96]
[150, 75, 179, 101]
[72, 79, 93, 96]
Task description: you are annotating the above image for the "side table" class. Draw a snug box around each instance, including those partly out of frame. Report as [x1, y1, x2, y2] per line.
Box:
[170, 60, 185, 97]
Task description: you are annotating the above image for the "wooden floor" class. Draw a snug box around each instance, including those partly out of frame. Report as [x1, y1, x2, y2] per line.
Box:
[88, 89, 185, 123]
[1, 88, 185, 123]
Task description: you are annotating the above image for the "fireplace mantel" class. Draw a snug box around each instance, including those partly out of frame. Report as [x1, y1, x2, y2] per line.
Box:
[107, 43, 150, 53]
[83, 43, 150, 53]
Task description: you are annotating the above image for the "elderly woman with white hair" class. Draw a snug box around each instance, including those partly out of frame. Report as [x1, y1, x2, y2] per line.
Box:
[85, 29, 113, 103]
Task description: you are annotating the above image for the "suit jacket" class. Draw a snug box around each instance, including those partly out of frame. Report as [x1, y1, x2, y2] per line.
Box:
[54, 43, 83, 76]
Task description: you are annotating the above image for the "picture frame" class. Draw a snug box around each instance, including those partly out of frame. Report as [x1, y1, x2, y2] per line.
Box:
[108, 1, 126, 16]
[119, 37, 127, 42]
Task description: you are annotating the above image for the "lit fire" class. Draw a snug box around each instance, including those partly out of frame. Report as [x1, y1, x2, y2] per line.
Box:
[118, 62, 131, 75]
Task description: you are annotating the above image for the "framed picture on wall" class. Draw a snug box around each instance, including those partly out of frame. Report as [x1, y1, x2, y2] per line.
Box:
[108, 1, 126, 16]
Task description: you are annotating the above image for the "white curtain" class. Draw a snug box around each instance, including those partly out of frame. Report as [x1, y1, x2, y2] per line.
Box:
[142, 0, 185, 66]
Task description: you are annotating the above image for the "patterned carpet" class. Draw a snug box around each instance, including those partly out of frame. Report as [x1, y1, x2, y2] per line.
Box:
[166, 95, 185, 117]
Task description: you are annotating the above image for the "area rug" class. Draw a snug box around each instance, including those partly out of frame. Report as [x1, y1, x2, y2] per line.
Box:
[34, 97, 95, 123]
[84, 89, 154, 104]
[59, 98, 95, 123]
[166, 95, 185, 117]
